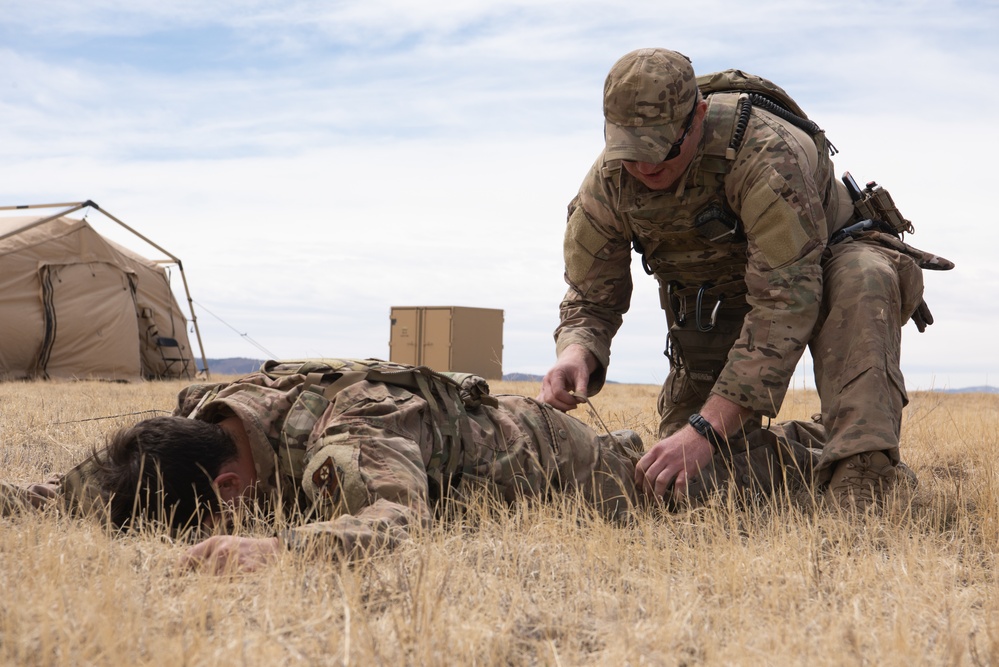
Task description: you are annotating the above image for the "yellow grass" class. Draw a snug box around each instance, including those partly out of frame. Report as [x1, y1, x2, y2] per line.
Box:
[2, 378, 998, 665]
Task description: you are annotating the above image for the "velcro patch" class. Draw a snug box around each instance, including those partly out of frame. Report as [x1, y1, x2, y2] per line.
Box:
[310, 457, 343, 503]
[302, 437, 367, 514]
[742, 169, 809, 268]
[564, 206, 610, 285]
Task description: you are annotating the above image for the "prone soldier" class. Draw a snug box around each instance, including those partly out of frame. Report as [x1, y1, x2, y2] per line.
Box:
[3, 358, 647, 572]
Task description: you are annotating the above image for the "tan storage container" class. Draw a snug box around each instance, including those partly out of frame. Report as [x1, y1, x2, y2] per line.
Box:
[389, 306, 503, 379]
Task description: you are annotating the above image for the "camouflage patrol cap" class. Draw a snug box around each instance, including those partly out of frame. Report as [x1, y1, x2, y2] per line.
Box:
[603, 48, 699, 163]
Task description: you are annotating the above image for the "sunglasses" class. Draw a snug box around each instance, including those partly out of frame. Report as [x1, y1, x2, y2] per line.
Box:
[661, 99, 698, 161]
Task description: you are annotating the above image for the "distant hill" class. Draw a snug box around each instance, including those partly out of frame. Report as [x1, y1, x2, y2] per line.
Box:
[501, 373, 624, 384]
[938, 386, 999, 394]
[502, 373, 544, 382]
[199, 358, 265, 375]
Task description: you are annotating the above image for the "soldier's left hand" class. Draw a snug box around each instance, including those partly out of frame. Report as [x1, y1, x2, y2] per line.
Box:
[911, 299, 934, 332]
[180, 535, 281, 574]
[634, 427, 714, 498]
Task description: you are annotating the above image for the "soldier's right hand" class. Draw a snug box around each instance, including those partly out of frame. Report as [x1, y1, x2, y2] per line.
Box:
[180, 535, 281, 574]
[537, 344, 596, 411]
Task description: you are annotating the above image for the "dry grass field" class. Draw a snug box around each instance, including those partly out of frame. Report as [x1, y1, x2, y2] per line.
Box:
[1, 376, 998, 666]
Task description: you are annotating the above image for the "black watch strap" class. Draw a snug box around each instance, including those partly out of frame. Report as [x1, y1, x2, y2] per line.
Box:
[688, 413, 725, 449]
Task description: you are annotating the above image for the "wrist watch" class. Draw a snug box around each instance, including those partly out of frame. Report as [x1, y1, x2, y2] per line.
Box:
[688, 413, 725, 449]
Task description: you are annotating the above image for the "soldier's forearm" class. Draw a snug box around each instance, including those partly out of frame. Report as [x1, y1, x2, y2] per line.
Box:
[281, 499, 428, 560]
[698, 394, 754, 441]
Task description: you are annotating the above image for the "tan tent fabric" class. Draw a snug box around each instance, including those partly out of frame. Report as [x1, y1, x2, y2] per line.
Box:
[0, 215, 194, 381]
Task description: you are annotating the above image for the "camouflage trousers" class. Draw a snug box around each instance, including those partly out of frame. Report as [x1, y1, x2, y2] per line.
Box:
[487, 396, 644, 520]
[679, 418, 824, 506]
[657, 239, 923, 486]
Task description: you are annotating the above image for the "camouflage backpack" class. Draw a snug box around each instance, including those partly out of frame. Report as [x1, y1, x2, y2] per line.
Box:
[257, 358, 494, 409]
[252, 359, 496, 497]
[696, 68, 836, 165]
[693, 71, 953, 328]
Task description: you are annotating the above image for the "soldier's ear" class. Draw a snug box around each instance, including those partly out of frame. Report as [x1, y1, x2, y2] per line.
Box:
[213, 472, 243, 502]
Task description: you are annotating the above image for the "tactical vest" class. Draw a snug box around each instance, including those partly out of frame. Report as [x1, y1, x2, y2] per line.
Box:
[198, 358, 496, 512]
[607, 89, 752, 325]
[623, 69, 835, 281]
[610, 71, 835, 384]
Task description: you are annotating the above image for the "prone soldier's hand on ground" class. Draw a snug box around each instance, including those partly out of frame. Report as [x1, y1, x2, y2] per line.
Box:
[537, 344, 596, 411]
[180, 535, 281, 574]
[22, 481, 61, 509]
[634, 428, 714, 499]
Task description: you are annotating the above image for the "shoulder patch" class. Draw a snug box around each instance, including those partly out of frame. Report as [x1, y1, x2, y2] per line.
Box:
[741, 169, 809, 268]
[302, 436, 367, 515]
[310, 457, 343, 504]
[564, 206, 610, 284]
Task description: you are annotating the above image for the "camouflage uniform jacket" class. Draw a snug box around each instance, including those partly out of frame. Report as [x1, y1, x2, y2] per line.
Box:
[557, 92, 844, 416]
[174, 360, 640, 558]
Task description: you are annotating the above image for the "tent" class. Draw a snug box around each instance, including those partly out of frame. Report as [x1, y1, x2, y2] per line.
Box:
[0, 201, 208, 381]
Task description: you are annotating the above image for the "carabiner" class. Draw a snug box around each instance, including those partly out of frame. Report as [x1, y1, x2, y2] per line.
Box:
[695, 285, 723, 332]
[666, 282, 687, 327]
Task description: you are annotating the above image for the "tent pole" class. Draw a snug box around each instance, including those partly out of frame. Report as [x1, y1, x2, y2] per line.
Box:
[174, 266, 210, 380]
[0, 202, 90, 211]
[0, 202, 89, 243]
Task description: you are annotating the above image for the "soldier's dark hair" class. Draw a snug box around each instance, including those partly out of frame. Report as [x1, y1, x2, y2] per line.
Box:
[93, 416, 238, 532]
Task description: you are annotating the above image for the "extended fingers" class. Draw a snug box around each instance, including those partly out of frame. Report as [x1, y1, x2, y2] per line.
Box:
[181, 537, 280, 575]
[634, 452, 653, 488]
[653, 466, 679, 497]
[180, 536, 228, 572]
[635, 449, 678, 497]
[539, 375, 582, 411]
[672, 469, 691, 499]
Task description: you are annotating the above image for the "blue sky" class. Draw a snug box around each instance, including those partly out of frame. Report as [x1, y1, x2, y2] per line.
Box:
[1, 0, 996, 390]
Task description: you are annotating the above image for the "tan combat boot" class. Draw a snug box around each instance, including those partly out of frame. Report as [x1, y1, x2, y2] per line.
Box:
[827, 451, 897, 511]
